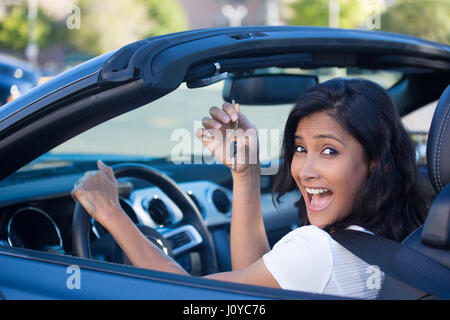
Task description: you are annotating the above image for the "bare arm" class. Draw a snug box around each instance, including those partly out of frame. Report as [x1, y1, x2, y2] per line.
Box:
[71, 161, 278, 288]
[197, 102, 270, 269]
[230, 166, 270, 270]
[102, 206, 189, 275]
[99, 205, 277, 287]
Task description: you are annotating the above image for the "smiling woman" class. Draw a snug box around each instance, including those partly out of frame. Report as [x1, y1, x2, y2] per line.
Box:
[290, 111, 372, 228]
[258, 78, 434, 297]
[274, 78, 432, 240]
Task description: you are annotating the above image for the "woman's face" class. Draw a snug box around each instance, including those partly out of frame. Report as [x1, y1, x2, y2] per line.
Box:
[290, 111, 372, 228]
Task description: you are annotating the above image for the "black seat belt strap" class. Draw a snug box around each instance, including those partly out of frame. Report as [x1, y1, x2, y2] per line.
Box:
[331, 230, 450, 299]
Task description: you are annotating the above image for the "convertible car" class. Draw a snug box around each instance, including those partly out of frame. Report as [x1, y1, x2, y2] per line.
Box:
[0, 26, 449, 300]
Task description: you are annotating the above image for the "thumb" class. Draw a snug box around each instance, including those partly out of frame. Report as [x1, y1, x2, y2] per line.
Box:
[98, 160, 116, 182]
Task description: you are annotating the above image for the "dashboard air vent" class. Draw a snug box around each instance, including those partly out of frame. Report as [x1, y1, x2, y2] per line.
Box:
[167, 232, 191, 249]
[212, 189, 231, 214]
[145, 198, 169, 226]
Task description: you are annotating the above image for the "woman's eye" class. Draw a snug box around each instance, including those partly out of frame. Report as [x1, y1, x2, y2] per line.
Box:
[295, 145, 306, 153]
[322, 147, 337, 156]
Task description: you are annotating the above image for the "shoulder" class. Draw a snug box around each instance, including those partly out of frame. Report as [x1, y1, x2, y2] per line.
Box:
[273, 224, 331, 247]
[263, 225, 334, 293]
[325, 225, 382, 298]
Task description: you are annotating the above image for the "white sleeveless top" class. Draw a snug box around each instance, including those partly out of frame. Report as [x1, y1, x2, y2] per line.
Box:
[262, 225, 384, 299]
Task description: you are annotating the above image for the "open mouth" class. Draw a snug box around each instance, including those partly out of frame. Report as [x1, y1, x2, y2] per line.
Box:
[304, 187, 334, 212]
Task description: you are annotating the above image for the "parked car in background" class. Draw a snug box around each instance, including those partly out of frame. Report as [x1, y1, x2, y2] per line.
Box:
[0, 53, 40, 106]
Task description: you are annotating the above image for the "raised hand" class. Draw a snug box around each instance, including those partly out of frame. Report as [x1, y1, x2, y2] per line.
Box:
[195, 102, 259, 174]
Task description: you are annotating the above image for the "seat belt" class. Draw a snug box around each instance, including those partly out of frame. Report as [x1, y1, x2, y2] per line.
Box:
[330, 229, 450, 299]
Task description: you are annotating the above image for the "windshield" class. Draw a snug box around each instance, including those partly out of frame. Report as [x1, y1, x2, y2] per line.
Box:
[16, 67, 403, 174]
[50, 82, 290, 159]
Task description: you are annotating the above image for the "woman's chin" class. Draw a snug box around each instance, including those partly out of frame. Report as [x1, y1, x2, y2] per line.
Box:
[306, 212, 332, 229]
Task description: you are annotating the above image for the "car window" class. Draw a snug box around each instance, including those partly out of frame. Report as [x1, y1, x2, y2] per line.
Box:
[50, 82, 292, 164]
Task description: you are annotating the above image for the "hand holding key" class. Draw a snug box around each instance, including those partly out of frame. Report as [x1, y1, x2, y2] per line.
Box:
[196, 101, 259, 174]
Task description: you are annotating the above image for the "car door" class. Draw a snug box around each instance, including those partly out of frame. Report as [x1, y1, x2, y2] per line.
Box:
[0, 245, 334, 299]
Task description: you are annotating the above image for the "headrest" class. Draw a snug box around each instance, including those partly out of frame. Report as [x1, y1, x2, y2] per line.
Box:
[427, 85, 450, 194]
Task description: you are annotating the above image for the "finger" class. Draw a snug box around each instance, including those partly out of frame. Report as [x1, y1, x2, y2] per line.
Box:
[229, 102, 251, 126]
[202, 117, 223, 130]
[78, 172, 96, 187]
[209, 106, 230, 124]
[195, 128, 214, 151]
[74, 176, 86, 189]
[233, 101, 240, 114]
[195, 127, 211, 140]
[222, 103, 239, 122]
[83, 170, 99, 179]
[71, 188, 80, 203]
[195, 128, 218, 156]
[98, 160, 116, 182]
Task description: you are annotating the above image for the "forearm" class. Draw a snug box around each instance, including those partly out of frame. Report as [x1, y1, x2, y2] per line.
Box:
[230, 165, 270, 270]
[103, 208, 189, 275]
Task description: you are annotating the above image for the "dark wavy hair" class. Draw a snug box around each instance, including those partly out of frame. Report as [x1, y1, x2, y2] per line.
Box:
[272, 78, 433, 242]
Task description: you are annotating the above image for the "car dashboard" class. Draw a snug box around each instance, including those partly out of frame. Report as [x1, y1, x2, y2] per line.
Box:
[0, 163, 301, 273]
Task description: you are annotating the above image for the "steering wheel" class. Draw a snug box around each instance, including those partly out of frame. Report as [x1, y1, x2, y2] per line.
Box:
[72, 163, 218, 275]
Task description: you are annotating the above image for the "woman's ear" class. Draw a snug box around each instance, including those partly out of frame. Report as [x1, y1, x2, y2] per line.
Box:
[369, 161, 375, 174]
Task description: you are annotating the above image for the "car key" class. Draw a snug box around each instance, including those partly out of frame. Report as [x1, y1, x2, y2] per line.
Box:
[231, 100, 238, 171]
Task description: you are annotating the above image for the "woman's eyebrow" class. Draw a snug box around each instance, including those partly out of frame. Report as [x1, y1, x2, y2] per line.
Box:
[295, 134, 345, 146]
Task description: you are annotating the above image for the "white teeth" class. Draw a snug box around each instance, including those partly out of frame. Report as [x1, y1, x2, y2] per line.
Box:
[305, 187, 329, 195]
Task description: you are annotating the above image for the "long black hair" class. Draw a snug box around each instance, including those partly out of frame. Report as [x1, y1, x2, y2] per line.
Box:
[272, 78, 433, 242]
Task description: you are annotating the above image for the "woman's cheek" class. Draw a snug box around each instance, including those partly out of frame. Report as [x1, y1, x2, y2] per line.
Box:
[337, 159, 368, 209]
[290, 156, 302, 182]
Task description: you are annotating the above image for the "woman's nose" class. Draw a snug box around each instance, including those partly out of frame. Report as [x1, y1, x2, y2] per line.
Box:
[298, 156, 320, 182]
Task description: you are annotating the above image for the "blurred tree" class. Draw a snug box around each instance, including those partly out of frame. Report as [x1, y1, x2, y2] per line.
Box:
[69, 0, 187, 55]
[287, 0, 367, 29]
[139, 0, 188, 37]
[0, 4, 53, 50]
[69, 0, 152, 55]
[380, 0, 450, 44]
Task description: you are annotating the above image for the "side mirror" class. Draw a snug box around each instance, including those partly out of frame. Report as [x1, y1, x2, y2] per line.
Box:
[223, 74, 318, 105]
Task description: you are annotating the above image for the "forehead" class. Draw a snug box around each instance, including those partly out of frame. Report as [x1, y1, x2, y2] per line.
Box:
[295, 111, 346, 137]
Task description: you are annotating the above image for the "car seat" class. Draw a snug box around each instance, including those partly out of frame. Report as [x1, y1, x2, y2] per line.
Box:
[378, 85, 450, 299]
